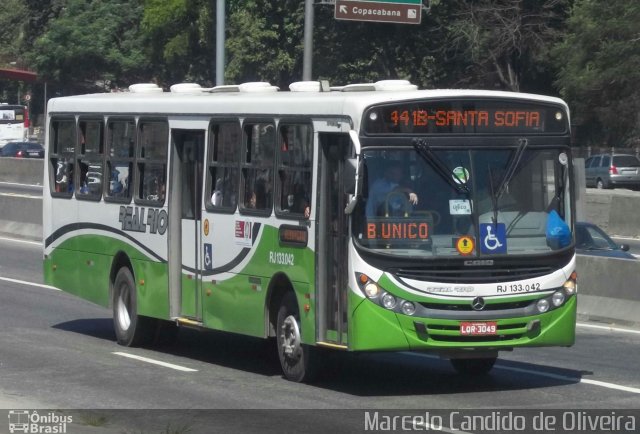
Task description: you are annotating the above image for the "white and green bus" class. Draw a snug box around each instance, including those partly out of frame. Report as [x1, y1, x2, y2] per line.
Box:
[43, 80, 577, 381]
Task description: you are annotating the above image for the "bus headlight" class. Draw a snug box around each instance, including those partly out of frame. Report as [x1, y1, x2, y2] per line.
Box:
[364, 282, 381, 298]
[552, 291, 566, 307]
[381, 293, 397, 309]
[536, 299, 550, 313]
[401, 301, 416, 316]
[563, 271, 577, 295]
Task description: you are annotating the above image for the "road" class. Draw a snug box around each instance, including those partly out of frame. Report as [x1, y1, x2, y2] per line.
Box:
[0, 237, 639, 433]
[0, 181, 42, 197]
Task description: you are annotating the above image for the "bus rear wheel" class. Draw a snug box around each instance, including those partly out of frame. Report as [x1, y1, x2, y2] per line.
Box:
[112, 267, 156, 347]
[450, 357, 497, 376]
[276, 292, 318, 383]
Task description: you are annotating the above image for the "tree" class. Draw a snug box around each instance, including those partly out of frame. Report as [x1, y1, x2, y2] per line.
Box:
[312, 3, 443, 88]
[30, 0, 149, 92]
[445, 0, 569, 93]
[225, 1, 449, 89]
[141, 0, 214, 85]
[225, 1, 305, 87]
[554, 0, 640, 146]
[0, 0, 28, 67]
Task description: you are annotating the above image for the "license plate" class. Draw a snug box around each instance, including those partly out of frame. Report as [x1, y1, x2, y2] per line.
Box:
[460, 321, 497, 336]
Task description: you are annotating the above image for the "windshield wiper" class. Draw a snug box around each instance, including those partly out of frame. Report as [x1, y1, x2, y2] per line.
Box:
[495, 138, 528, 199]
[488, 166, 499, 224]
[547, 151, 568, 213]
[486, 138, 528, 224]
[413, 139, 470, 194]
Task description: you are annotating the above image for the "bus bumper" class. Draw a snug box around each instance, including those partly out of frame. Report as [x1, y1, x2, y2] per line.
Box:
[349, 294, 576, 352]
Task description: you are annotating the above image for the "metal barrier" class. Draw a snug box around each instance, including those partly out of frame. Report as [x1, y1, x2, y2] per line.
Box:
[0, 157, 43, 185]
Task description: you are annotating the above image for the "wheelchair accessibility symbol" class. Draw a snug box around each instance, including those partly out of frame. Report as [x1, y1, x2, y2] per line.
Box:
[204, 243, 213, 270]
[479, 223, 507, 254]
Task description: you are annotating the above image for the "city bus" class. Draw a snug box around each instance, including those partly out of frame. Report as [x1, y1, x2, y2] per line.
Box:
[43, 80, 576, 382]
[0, 103, 29, 147]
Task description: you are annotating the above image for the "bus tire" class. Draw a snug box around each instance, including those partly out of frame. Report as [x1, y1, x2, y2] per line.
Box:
[112, 267, 156, 347]
[450, 357, 497, 376]
[276, 292, 318, 383]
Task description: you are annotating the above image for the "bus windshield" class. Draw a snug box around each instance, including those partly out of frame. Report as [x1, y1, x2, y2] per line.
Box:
[354, 146, 571, 258]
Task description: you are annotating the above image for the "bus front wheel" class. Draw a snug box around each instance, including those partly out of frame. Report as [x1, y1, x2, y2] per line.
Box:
[112, 267, 156, 347]
[276, 292, 318, 383]
[450, 357, 497, 376]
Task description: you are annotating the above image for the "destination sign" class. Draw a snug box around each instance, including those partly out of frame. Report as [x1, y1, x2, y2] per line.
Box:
[363, 100, 568, 135]
[366, 220, 429, 240]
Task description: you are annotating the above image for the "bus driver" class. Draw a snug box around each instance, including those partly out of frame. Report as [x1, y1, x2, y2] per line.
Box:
[366, 161, 418, 217]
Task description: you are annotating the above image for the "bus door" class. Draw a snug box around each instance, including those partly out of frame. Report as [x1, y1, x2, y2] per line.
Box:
[168, 129, 205, 321]
[317, 133, 351, 346]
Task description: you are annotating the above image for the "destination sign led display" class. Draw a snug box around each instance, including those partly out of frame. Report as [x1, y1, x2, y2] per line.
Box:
[366, 220, 429, 240]
[363, 100, 568, 135]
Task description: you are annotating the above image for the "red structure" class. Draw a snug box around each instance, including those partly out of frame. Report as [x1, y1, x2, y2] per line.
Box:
[0, 68, 37, 82]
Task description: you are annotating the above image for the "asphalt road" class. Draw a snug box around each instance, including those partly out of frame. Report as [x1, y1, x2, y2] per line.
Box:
[0, 237, 639, 433]
[0, 180, 42, 197]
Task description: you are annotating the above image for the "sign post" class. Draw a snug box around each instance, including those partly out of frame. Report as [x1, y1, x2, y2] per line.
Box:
[335, 0, 422, 25]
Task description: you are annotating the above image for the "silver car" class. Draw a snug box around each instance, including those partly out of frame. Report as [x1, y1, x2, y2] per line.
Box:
[584, 153, 640, 189]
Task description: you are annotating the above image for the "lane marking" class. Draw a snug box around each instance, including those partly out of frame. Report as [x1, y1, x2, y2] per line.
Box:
[577, 322, 640, 335]
[0, 236, 41, 246]
[113, 352, 198, 372]
[494, 365, 640, 395]
[0, 181, 42, 188]
[0, 192, 42, 199]
[0, 276, 59, 291]
[404, 352, 640, 395]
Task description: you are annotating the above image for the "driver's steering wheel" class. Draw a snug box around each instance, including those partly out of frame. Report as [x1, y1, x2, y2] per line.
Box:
[384, 191, 411, 217]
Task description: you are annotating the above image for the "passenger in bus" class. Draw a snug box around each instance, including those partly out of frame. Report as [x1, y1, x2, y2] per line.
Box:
[145, 174, 164, 201]
[55, 160, 74, 193]
[366, 161, 418, 217]
[288, 183, 310, 218]
[67, 164, 74, 193]
[211, 177, 223, 206]
[246, 179, 268, 210]
[78, 163, 89, 194]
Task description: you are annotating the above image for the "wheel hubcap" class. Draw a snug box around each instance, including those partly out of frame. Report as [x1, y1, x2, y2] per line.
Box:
[116, 284, 131, 331]
[280, 315, 302, 360]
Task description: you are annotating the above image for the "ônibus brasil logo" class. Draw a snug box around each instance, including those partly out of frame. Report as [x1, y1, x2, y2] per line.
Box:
[8, 410, 72, 433]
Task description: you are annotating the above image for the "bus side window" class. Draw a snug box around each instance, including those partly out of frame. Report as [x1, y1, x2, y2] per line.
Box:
[206, 122, 241, 212]
[105, 119, 135, 202]
[49, 118, 76, 198]
[277, 124, 312, 219]
[240, 122, 274, 215]
[76, 119, 104, 200]
[136, 121, 168, 205]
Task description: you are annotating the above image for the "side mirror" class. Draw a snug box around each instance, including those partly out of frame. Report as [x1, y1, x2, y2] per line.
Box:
[344, 158, 357, 194]
[620, 244, 630, 252]
[345, 195, 358, 215]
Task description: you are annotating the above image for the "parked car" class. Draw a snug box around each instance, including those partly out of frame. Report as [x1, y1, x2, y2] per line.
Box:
[584, 153, 640, 189]
[575, 221, 636, 259]
[0, 141, 44, 158]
